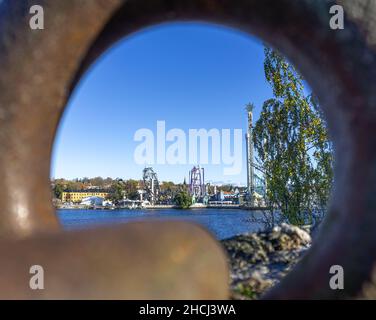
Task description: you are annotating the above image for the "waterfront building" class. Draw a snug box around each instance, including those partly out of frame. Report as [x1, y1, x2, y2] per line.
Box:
[217, 189, 240, 204]
[61, 190, 109, 203]
[81, 196, 105, 206]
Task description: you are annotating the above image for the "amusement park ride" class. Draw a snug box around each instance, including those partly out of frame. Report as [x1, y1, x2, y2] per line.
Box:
[142, 167, 160, 205]
[245, 103, 266, 207]
[139, 105, 266, 207]
[188, 165, 206, 203]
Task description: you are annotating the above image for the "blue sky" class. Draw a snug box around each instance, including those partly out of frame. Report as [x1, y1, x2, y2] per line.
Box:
[51, 22, 274, 185]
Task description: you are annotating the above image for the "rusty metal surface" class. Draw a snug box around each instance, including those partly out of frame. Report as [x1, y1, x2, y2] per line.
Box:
[0, 221, 229, 299]
[0, 0, 376, 299]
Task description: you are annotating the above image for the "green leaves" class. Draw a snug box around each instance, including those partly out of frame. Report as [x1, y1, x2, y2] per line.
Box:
[253, 48, 333, 226]
[174, 190, 192, 209]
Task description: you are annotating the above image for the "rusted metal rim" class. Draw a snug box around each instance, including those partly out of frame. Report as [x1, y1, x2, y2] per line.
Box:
[0, 0, 376, 299]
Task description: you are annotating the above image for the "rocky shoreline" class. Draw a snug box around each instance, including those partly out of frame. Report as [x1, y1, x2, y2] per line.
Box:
[221, 223, 312, 299]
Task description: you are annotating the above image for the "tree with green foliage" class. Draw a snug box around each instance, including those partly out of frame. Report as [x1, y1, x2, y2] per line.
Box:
[253, 47, 333, 226]
[174, 190, 192, 209]
[123, 179, 140, 200]
[108, 179, 126, 204]
[53, 183, 64, 199]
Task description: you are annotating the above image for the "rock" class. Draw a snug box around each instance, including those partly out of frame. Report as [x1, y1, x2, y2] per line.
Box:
[222, 223, 311, 300]
[280, 223, 311, 246]
[232, 270, 276, 300]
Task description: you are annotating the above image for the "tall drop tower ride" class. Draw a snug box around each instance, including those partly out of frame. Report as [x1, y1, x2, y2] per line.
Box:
[245, 103, 255, 206]
[189, 165, 205, 199]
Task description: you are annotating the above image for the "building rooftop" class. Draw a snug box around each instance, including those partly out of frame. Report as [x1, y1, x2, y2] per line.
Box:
[63, 189, 109, 193]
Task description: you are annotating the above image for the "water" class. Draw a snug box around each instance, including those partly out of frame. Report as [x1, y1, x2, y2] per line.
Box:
[57, 208, 265, 240]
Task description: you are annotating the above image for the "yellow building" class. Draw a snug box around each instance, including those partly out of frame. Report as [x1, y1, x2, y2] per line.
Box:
[61, 191, 110, 203]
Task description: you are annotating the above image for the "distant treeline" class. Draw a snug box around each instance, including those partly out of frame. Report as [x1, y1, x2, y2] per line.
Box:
[51, 177, 243, 202]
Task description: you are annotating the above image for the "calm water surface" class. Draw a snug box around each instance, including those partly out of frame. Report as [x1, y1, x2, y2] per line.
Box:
[57, 208, 264, 240]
